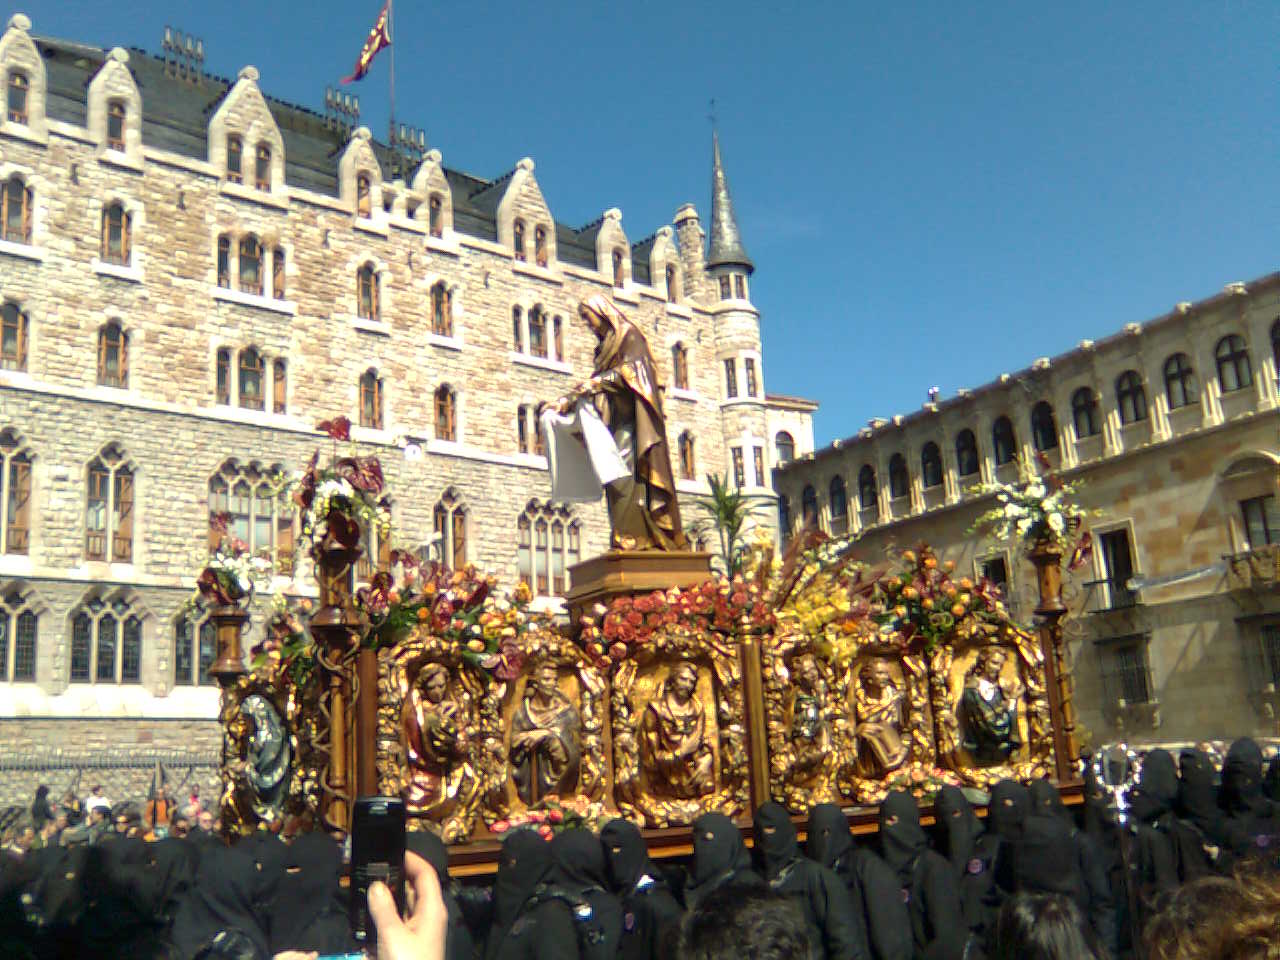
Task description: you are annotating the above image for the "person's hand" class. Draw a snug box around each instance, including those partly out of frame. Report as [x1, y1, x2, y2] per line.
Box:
[368, 850, 448, 960]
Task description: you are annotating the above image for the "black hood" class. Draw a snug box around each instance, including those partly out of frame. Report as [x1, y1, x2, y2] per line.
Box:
[407, 830, 451, 880]
[986, 780, 1030, 843]
[600, 818, 653, 893]
[1129, 749, 1178, 824]
[804, 803, 853, 871]
[1027, 779, 1071, 824]
[935, 785, 982, 871]
[1014, 814, 1081, 897]
[550, 827, 608, 891]
[494, 829, 555, 929]
[171, 841, 269, 959]
[1176, 748, 1223, 831]
[878, 790, 926, 885]
[753, 802, 799, 879]
[689, 812, 750, 886]
[1220, 737, 1270, 817]
[1266, 754, 1280, 803]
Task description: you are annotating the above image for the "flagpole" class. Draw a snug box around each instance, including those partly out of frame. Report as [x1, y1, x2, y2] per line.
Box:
[388, 0, 396, 147]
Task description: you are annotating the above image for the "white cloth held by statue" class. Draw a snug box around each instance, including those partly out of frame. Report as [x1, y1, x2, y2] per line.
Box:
[541, 402, 628, 503]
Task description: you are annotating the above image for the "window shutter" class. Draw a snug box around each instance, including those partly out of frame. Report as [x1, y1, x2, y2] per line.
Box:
[119, 329, 129, 386]
[100, 207, 108, 259]
[452, 510, 466, 570]
[113, 470, 134, 561]
[273, 360, 286, 414]
[8, 456, 30, 553]
[121, 210, 132, 265]
[86, 466, 107, 560]
[97, 328, 107, 383]
[22, 186, 31, 245]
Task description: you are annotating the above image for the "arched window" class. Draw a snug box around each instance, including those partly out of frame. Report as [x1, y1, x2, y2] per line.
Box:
[428, 194, 444, 238]
[921, 442, 943, 488]
[612, 248, 625, 288]
[6, 71, 29, 125]
[1072, 387, 1100, 438]
[955, 429, 979, 477]
[1030, 402, 1058, 451]
[778, 496, 792, 541]
[215, 348, 231, 405]
[553, 315, 564, 361]
[829, 476, 848, 524]
[888, 454, 910, 499]
[1, 175, 33, 245]
[528, 307, 547, 359]
[216, 234, 231, 288]
[992, 416, 1017, 465]
[238, 235, 263, 295]
[858, 465, 877, 511]
[775, 431, 795, 466]
[69, 597, 142, 685]
[672, 343, 689, 391]
[357, 263, 379, 320]
[272, 248, 286, 300]
[666, 264, 679, 303]
[513, 219, 526, 261]
[1, 429, 33, 555]
[106, 101, 126, 152]
[208, 459, 292, 571]
[534, 225, 548, 267]
[1, 302, 28, 372]
[1116, 371, 1147, 425]
[430, 282, 452, 337]
[226, 135, 243, 183]
[511, 307, 523, 351]
[360, 369, 383, 429]
[85, 444, 133, 562]
[434, 491, 468, 570]
[434, 385, 456, 441]
[238, 348, 264, 410]
[254, 143, 271, 191]
[679, 431, 696, 480]
[272, 358, 287, 414]
[0, 590, 38, 681]
[1216, 334, 1253, 393]
[518, 503, 580, 596]
[174, 613, 216, 687]
[99, 200, 131, 264]
[97, 322, 128, 388]
[1163, 353, 1198, 409]
[356, 173, 372, 218]
[801, 485, 818, 527]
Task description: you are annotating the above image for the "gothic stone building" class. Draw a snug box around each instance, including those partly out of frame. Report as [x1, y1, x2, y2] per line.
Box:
[0, 14, 813, 803]
[775, 269, 1280, 746]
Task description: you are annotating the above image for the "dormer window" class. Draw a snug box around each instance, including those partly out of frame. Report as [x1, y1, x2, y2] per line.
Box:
[428, 194, 443, 238]
[6, 72, 28, 125]
[106, 101, 126, 152]
[612, 249, 625, 288]
[666, 265, 679, 303]
[513, 219, 526, 261]
[534, 225, 548, 267]
[718, 276, 731, 300]
[255, 144, 271, 191]
[226, 136, 243, 183]
[356, 174, 372, 218]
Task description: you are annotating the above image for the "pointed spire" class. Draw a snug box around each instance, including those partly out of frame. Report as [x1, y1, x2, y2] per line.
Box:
[708, 130, 753, 273]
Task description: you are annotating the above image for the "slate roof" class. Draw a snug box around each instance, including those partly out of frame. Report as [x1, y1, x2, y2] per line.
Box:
[707, 131, 753, 272]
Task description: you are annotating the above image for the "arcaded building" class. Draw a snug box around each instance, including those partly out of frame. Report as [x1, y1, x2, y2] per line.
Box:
[0, 13, 812, 800]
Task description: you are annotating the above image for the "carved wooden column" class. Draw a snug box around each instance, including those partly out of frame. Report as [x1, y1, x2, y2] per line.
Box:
[1028, 538, 1078, 782]
[737, 617, 771, 813]
[208, 599, 249, 823]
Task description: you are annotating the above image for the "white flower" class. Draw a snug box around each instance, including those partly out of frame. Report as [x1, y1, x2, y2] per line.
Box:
[1004, 503, 1025, 519]
[1027, 482, 1046, 500]
[1016, 518, 1033, 537]
[1047, 512, 1065, 534]
[316, 477, 355, 500]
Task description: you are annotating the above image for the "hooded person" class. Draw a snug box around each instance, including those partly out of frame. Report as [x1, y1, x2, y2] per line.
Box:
[1125, 751, 1180, 906]
[934, 785, 998, 946]
[30, 785, 53, 831]
[170, 841, 270, 960]
[484, 829, 579, 960]
[877, 790, 966, 960]
[266, 831, 354, 956]
[547, 828, 623, 960]
[408, 829, 475, 960]
[753, 802, 869, 960]
[684, 812, 762, 908]
[600, 818, 683, 960]
[1266, 754, 1280, 804]
[983, 780, 1029, 900]
[1218, 736, 1280, 858]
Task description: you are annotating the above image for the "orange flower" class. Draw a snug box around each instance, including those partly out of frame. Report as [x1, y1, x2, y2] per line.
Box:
[416, 607, 430, 622]
[951, 604, 966, 618]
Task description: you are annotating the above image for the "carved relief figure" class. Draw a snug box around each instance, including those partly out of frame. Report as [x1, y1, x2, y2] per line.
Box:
[853, 660, 909, 777]
[241, 693, 291, 820]
[401, 662, 469, 813]
[641, 662, 715, 799]
[788, 654, 833, 781]
[510, 662, 581, 804]
[958, 647, 1024, 767]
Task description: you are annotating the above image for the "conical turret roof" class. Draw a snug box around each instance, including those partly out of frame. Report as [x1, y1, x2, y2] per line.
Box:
[708, 131, 753, 272]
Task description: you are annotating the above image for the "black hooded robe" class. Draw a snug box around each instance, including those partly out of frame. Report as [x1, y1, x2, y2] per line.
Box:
[878, 791, 965, 960]
[484, 830, 580, 960]
[934, 785, 997, 949]
[600, 819, 684, 960]
[683, 812, 763, 908]
[409, 830, 476, 960]
[1218, 737, 1280, 863]
[170, 842, 271, 960]
[549, 828, 624, 960]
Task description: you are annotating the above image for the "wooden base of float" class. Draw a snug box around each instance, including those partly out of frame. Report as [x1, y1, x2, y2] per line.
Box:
[564, 550, 715, 622]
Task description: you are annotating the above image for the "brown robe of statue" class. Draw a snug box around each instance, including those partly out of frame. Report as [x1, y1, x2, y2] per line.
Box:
[577, 295, 687, 551]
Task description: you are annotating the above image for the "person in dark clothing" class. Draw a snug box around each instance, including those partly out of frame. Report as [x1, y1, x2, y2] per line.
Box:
[1124, 752, 1181, 911]
[1218, 736, 1280, 860]
[753, 802, 869, 960]
[878, 790, 966, 960]
[549, 828, 623, 960]
[1266, 754, 1280, 803]
[684, 812, 763, 908]
[677, 884, 811, 960]
[171, 841, 270, 959]
[29, 785, 53, 832]
[935, 785, 998, 949]
[600, 818, 684, 960]
[409, 829, 476, 960]
[1175, 747, 1229, 872]
[984, 780, 1029, 902]
[806, 803, 910, 960]
[266, 831, 355, 956]
[484, 829, 579, 960]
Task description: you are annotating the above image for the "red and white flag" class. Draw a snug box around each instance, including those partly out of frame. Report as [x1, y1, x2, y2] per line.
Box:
[341, 1, 391, 84]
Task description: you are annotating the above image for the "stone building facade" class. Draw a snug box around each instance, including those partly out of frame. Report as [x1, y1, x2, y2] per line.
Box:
[0, 14, 812, 805]
[776, 270, 1280, 744]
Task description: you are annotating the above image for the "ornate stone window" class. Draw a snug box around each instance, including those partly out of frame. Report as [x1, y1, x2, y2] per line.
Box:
[85, 444, 133, 562]
[0, 587, 37, 682]
[69, 594, 144, 684]
[217, 235, 231, 287]
[678, 431, 696, 481]
[534, 225, 548, 267]
[272, 359, 287, 414]
[208, 459, 292, 573]
[428, 194, 444, 238]
[433, 490, 468, 570]
[513, 219, 526, 261]
[1030, 401, 1058, 452]
[173, 612, 215, 687]
[955, 429, 979, 477]
[1, 301, 27, 371]
[857, 465, 877, 511]
[744, 357, 759, 397]
[357, 262, 379, 320]
[528, 307, 547, 359]
[829, 476, 848, 533]
[238, 348, 264, 410]
[517, 501, 580, 597]
[226, 135, 243, 183]
[1163, 353, 1198, 409]
[665, 264, 679, 303]
[254, 143, 271, 191]
[238, 235, 263, 295]
[1, 175, 33, 245]
[6, 70, 28, 124]
[1072, 387, 1101, 438]
[888, 453, 910, 499]
[96, 322, 128, 388]
[801, 485, 818, 527]
[992, 416, 1017, 465]
[360, 369, 384, 429]
[434, 385, 457, 441]
[106, 100, 126, 152]
[430, 281, 452, 337]
[1116, 371, 1147, 425]
[100, 202, 131, 265]
[1216, 334, 1253, 394]
[921, 442, 943, 488]
[775, 432, 795, 466]
[517, 405, 545, 456]
[0, 429, 32, 555]
[215, 348, 231, 404]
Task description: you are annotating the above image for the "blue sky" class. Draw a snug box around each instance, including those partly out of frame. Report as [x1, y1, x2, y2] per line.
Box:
[26, 1, 1280, 445]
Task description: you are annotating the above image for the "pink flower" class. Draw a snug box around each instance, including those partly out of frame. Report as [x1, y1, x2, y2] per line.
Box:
[491, 820, 509, 834]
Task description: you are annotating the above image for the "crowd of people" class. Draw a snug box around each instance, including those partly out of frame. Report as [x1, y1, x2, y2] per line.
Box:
[3, 736, 1280, 959]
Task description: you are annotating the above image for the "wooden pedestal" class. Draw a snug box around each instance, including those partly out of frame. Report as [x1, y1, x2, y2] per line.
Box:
[564, 550, 715, 622]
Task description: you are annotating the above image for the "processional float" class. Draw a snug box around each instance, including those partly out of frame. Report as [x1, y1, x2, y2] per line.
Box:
[204, 295, 1084, 867]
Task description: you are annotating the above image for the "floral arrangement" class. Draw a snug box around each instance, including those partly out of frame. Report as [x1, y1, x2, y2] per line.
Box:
[883, 760, 964, 801]
[188, 514, 274, 609]
[488, 796, 611, 839]
[251, 592, 317, 686]
[577, 575, 774, 667]
[769, 532, 871, 642]
[969, 458, 1090, 551]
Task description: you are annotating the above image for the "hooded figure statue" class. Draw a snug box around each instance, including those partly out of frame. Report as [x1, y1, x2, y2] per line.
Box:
[484, 830, 579, 960]
[683, 812, 762, 908]
[600, 819, 683, 960]
[877, 790, 965, 960]
[753, 802, 869, 960]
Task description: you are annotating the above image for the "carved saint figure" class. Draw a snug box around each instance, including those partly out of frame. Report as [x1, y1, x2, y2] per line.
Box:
[958, 647, 1025, 767]
[853, 660, 910, 777]
[241, 693, 290, 820]
[555, 295, 686, 551]
[788, 654, 834, 780]
[641, 662, 715, 799]
[401, 662, 469, 813]
[510, 662, 581, 804]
